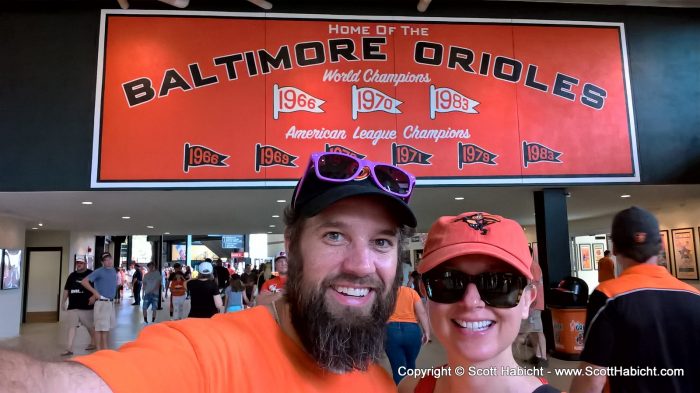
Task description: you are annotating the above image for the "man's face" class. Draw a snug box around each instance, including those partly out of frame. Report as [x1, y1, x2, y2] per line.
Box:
[75, 261, 87, 273]
[275, 257, 288, 275]
[286, 195, 402, 372]
[102, 257, 114, 268]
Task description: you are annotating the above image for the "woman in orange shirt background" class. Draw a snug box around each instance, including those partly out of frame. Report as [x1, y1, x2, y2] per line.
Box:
[385, 284, 431, 384]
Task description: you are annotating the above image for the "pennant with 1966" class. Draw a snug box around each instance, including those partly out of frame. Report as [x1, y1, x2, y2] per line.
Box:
[273, 84, 325, 120]
[183, 143, 229, 173]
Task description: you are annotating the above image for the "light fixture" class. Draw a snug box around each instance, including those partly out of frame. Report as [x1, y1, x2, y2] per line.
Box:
[38, 223, 44, 227]
[621, 194, 631, 198]
[31, 227, 38, 230]
[164, 232, 171, 235]
[272, 215, 280, 218]
[269, 224, 276, 228]
[276, 199, 286, 203]
[454, 197, 464, 200]
[267, 231, 273, 234]
[122, 216, 131, 220]
[81, 201, 93, 205]
[417, 0, 432, 12]
[146, 225, 155, 229]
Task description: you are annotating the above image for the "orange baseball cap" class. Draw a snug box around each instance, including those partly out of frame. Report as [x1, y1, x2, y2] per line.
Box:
[417, 212, 533, 279]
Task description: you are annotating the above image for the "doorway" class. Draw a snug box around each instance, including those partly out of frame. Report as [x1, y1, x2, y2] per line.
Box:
[23, 247, 63, 323]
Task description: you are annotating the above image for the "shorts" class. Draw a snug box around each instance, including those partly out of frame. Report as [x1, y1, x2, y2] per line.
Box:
[66, 309, 94, 329]
[520, 309, 544, 333]
[226, 305, 243, 313]
[142, 293, 159, 311]
[93, 301, 116, 332]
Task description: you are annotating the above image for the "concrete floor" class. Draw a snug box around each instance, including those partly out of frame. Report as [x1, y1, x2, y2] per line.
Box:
[0, 292, 577, 391]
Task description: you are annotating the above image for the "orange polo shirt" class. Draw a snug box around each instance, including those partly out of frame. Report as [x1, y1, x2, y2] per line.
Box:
[261, 276, 288, 293]
[388, 286, 421, 323]
[74, 307, 394, 392]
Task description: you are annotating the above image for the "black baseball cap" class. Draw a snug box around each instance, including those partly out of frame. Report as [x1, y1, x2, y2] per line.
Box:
[291, 166, 417, 228]
[611, 206, 661, 262]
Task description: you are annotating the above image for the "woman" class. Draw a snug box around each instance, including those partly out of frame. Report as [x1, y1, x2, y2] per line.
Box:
[385, 285, 431, 384]
[399, 212, 560, 393]
[224, 275, 249, 313]
[256, 262, 272, 292]
[185, 262, 222, 318]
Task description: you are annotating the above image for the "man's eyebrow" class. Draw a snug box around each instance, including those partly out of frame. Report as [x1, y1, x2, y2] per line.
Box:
[313, 221, 398, 237]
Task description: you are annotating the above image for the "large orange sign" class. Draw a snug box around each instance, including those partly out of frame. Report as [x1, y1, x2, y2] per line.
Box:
[91, 11, 639, 188]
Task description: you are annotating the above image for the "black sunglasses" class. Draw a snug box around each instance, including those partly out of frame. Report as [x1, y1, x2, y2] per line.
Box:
[421, 269, 529, 308]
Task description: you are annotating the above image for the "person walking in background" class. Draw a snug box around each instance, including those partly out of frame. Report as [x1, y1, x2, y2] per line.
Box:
[571, 207, 700, 393]
[60, 257, 96, 356]
[257, 252, 288, 306]
[184, 265, 192, 299]
[241, 264, 257, 306]
[186, 261, 222, 318]
[80, 252, 118, 351]
[168, 263, 187, 320]
[114, 268, 125, 304]
[597, 250, 615, 283]
[385, 285, 430, 384]
[256, 262, 272, 292]
[142, 262, 161, 324]
[224, 275, 249, 313]
[214, 259, 230, 295]
[131, 262, 143, 306]
[521, 248, 548, 367]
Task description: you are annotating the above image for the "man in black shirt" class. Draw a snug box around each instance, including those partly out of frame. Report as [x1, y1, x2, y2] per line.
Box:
[240, 264, 256, 306]
[131, 263, 143, 305]
[213, 259, 230, 294]
[60, 257, 96, 356]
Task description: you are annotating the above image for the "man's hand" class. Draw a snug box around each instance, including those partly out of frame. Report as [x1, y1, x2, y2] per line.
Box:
[421, 331, 430, 345]
[88, 294, 99, 306]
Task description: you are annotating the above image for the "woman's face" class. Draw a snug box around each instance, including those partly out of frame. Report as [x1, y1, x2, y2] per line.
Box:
[428, 254, 534, 364]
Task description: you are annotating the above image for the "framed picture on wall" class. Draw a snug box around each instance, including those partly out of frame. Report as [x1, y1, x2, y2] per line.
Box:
[671, 228, 698, 280]
[659, 230, 673, 276]
[579, 244, 593, 271]
[1, 249, 22, 290]
[593, 244, 605, 270]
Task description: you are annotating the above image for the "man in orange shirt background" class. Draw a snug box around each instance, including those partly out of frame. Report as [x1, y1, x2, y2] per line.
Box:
[0, 152, 418, 392]
[597, 250, 615, 283]
[257, 251, 289, 305]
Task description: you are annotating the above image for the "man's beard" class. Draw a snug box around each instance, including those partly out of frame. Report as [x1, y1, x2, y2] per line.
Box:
[286, 249, 400, 373]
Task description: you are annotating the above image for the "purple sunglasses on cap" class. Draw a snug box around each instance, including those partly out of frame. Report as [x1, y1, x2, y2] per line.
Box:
[292, 152, 416, 209]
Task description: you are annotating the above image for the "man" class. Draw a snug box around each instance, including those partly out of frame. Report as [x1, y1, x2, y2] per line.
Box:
[142, 262, 161, 324]
[213, 259, 230, 293]
[240, 264, 257, 306]
[571, 207, 700, 393]
[131, 262, 143, 306]
[168, 263, 187, 320]
[0, 152, 417, 392]
[60, 257, 96, 356]
[597, 250, 614, 283]
[257, 251, 288, 305]
[81, 252, 118, 351]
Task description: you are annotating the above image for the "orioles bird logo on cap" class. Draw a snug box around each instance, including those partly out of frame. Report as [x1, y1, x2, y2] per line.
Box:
[633, 232, 647, 243]
[454, 213, 500, 235]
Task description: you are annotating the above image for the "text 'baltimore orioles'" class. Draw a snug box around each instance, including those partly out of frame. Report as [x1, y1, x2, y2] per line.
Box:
[123, 38, 607, 111]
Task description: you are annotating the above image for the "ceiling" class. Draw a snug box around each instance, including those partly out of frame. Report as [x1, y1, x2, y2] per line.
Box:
[2, 184, 699, 235]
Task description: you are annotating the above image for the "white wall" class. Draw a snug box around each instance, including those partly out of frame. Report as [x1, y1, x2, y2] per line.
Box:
[0, 216, 26, 338]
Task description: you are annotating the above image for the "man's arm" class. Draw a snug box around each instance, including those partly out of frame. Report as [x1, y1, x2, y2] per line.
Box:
[570, 362, 606, 393]
[0, 349, 111, 392]
[80, 277, 100, 304]
[61, 290, 69, 311]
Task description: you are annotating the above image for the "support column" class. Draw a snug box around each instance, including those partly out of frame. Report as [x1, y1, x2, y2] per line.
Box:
[533, 188, 572, 355]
